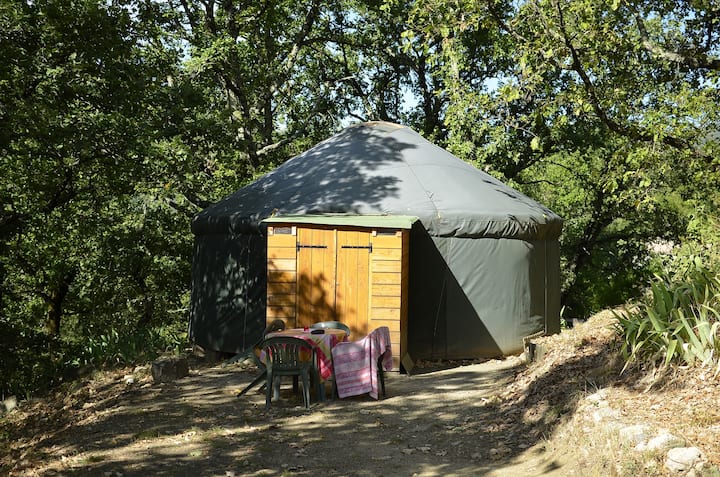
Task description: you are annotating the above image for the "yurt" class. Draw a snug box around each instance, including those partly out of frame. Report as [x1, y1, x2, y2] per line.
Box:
[190, 122, 563, 371]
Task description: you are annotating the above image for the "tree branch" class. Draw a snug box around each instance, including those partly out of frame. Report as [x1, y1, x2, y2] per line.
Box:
[272, 0, 321, 94]
[553, 0, 694, 153]
[634, 12, 720, 71]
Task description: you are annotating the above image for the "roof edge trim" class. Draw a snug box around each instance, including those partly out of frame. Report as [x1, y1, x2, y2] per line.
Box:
[262, 214, 419, 229]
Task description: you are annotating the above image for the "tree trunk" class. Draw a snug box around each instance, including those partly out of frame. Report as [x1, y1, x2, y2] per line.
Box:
[45, 270, 75, 335]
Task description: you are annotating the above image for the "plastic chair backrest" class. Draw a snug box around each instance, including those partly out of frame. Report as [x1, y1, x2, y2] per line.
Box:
[260, 336, 315, 372]
[311, 320, 350, 337]
[264, 319, 286, 335]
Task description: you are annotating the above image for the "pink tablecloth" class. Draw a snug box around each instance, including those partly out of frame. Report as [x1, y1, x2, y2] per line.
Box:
[264, 328, 346, 381]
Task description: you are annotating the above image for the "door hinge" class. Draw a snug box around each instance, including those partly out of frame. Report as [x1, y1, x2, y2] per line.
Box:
[297, 243, 328, 252]
[340, 244, 373, 252]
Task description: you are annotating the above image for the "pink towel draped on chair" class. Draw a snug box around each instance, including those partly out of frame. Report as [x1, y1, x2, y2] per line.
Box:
[332, 326, 392, 399]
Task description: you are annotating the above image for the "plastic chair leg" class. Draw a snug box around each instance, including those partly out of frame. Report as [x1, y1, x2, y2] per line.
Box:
[265, 371, 273, 409]
[377, 355, 386, 398]
[379, 367, 386, 398]
[312, 368, 325, 402]
[238, 370, 267, 396]
[301, 372, 311, 409]
[272, 376, 281, 400]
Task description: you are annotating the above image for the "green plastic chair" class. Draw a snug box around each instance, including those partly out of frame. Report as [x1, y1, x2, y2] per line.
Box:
[237, 319, 286, 397]
[260, 336, 320, 409]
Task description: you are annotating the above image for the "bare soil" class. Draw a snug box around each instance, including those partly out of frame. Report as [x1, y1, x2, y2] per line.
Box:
[2, 311, 719, 476]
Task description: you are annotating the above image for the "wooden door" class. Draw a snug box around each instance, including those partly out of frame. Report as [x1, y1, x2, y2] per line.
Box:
[335, 230, 371, 334]
[296, 227, 336, 326]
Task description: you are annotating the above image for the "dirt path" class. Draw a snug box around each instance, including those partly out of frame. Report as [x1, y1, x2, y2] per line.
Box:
[2, 355, 579, 477]
[3, 312, 719, 476]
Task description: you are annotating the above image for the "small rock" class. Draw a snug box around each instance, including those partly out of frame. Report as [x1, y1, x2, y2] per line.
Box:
[151, 356, 189, 383]
[592, 407, 620, 422]
[585, 390, 607, 404]
[2, 395, 17, 414]
[123, 375, 135, 385]
[636, 432, 684, 452]
[619, 424, 650, 446]
[665, 447, 705, 473]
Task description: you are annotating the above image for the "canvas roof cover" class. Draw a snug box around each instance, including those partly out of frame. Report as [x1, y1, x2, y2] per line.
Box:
[192, 122, 562, 239]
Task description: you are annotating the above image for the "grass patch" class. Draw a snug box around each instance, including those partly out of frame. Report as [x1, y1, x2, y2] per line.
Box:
[133, 428, 162, 441]
[79, 454, 106, 464]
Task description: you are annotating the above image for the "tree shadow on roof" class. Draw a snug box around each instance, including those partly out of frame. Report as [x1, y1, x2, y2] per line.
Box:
[194, 125, 418, 234]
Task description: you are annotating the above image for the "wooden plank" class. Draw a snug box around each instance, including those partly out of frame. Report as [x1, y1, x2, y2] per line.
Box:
[266, 294, 296, 307]
[400, 229, 410, 371]
[267, 282, 295, 295]
[372, 248, 402, 260]
[267, 258, 297, 271]
[372, 272, 401, 285]
[371, 295, 401, 308]
[370, 235, 401, 248]
[297, 226, 336, 325]
[356, 230, 370, 331]
[372, 284, 401, 297]
[268, 247, 296, 259]
[370, 307, 401, 319]
[268, 234, 296, 248]
[315, 228, 336, 322]
[372, 260, 401, 273]
[335, 230, 353, 331]
[368, 317, 400, 328]
[336, 229, 371, 334]
[266, 306, 296, 318]
[268, 270, 296, 283]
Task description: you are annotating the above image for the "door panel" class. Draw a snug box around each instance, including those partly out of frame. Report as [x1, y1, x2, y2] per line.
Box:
[336, 230, 371, 335]
[296, 227, 336, 326]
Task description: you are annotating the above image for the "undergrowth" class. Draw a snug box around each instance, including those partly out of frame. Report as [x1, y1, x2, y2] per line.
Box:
[1, 323, 187, 400]
[615, 258, 720, 376]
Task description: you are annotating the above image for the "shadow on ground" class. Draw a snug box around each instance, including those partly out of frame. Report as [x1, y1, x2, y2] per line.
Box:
[2, 339, 622, 477]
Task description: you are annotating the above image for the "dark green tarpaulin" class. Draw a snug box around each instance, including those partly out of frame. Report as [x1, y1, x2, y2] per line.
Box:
[190, 121, 563, 359]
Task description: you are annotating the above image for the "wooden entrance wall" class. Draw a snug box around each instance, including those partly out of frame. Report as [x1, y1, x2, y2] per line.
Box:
[266, 223, 409, 370]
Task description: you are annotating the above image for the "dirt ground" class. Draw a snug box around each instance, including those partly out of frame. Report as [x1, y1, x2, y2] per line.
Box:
[2, 311, 719, 476]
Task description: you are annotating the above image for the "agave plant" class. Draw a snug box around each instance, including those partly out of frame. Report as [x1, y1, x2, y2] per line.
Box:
[615, 260, 720, 375]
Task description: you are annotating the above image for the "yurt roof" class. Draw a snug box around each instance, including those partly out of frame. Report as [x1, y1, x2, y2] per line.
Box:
[192, 121, 562, 240]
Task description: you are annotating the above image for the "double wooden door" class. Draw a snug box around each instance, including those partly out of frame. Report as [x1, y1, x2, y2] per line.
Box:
[295, 227, 371, 331]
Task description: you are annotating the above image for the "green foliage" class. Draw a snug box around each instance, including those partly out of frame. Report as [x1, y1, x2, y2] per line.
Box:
[0, 318, 187, 399]
[615, 260, 720, 375]
[399, 0, 720, 320]
[2, 0, 720, 398]
[68, 323, 187, 369]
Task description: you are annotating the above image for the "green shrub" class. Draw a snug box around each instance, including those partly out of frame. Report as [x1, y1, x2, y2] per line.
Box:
[615, 258, 720, 375]
[68, 323, 187, 368]
[0, 320, 68, 400]
[0, 321, 188, 400]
